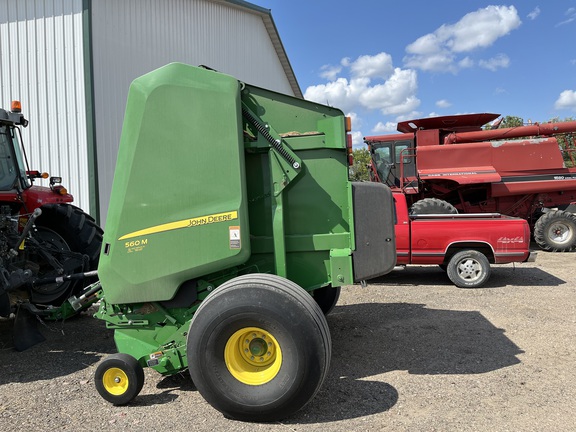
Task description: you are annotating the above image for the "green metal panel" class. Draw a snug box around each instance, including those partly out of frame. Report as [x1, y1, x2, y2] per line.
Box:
[241, 84, 353, 289]
[98, 64, 250, 304]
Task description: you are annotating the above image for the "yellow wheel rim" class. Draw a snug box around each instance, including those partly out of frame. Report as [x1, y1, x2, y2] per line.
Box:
[102, 367, 130, 396]
[224, 327, 282, 385]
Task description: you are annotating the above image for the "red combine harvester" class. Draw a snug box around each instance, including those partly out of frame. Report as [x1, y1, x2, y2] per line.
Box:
[365, 113, 576, 252]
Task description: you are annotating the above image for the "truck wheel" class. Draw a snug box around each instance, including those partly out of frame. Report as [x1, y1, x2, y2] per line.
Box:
[410, 198, 458, 215]
[94, 353, 145, 406]
[533, 210, 576, 252]
[186, 274, 331, 422]
[312, 285, 341, 315]
[447, 250, 491, 288]
[31, 204, 103, 305]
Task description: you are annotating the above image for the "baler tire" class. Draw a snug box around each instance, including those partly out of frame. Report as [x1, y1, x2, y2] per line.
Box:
[186, 274, 331, 422]
[446, 250, 491, 288]
[94, 353, 145, 406]
[533, 210, 576, 252]
[312, 285, 341, 315]
[410, 198, 458, 215]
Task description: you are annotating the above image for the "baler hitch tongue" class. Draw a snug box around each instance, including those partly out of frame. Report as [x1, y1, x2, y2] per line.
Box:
[67, 278, 102, 311]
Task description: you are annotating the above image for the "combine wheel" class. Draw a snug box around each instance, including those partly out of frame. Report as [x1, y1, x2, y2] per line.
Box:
[186, 274, 331, 422]
[410, 198, 458, 215]
[533, 210, 576, 252]
[94, 353, 145, 405]
[446, 250, 491, 288]
[312, 285, 341, 315]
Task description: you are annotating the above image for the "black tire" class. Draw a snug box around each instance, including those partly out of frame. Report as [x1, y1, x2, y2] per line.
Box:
[533, 210, 576, 252]
[446, 250, 491, 288]
[31, 204, 103, 305]
[94, 353, 145, 406]
[312, 285, 341, 315]
[186, 274, 331, 422]
[36, 204, 103, 267]
[410, 198, 458, 215]
[26, 227, 76, 305]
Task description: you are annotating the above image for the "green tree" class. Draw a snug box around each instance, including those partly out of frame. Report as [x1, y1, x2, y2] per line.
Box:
[499, 115, 524, 129]
[483, 115, 524, 130]
[548, 116, 575, 167]
[349, 147, 371, 181]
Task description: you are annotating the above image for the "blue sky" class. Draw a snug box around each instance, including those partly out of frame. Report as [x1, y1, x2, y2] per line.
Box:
[254, 1, 576, 147]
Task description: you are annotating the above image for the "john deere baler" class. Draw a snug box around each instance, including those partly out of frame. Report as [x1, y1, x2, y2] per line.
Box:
[94, 63, 395, 421]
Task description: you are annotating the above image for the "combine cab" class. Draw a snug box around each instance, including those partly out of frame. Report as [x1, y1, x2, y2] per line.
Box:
[366, 113, 576, 251]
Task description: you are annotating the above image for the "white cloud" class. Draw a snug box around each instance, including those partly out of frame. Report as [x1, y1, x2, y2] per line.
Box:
[304, 78, 359, 112]
[527, 7, 541, 20]
[557, 7, 576, 27]
[479, 53, 510, 71]
[319, 64, 342, 81]
[436, 99, 452, 108]
[404, 5, 521, 72]
[349, 52, 394, 79]
[358, 68, 419, 114]
[372, 121, 398, 134]
[346, 111, 362, 129]
[554, 90, 576, 110]
[458, 57, 474, 68]
[305, 53, 421, 117]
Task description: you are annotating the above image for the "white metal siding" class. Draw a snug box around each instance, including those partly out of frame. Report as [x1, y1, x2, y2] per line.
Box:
[0, 0, 90, 212]
[91, 0, 293, 225]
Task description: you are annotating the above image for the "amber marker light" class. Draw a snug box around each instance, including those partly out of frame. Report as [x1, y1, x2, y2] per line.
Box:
[11, 100, 22, 113]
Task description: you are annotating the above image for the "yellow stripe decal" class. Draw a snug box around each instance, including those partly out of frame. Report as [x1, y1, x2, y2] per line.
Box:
[118, 210, 238, 241]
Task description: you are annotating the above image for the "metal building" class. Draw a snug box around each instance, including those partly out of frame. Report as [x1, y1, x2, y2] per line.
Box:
[0, 0, 300, 225]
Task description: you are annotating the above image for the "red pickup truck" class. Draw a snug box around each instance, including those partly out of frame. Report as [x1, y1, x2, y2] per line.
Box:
[393, 193, 537, 288]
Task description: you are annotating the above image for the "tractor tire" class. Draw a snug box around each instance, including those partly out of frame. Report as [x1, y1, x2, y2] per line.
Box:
[95, 353, 145, 405]
[410, 198, 458, 215]
[533, 210, 576, 252]
[312, 285, 341, 315]
[186, 274, 331, 422]
[446, 250, 491, 288]
[30, 204, 103, 305]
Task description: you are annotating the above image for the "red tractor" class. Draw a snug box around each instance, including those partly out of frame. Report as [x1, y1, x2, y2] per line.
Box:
[365, 113, 576, 252]
[0, 101, 102, 322]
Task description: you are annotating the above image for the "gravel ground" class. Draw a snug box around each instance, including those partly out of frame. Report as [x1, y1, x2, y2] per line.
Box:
[1, 249, 575, 431]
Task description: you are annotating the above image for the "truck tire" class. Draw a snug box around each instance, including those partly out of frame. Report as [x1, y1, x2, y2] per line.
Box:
[186, 274, 331, 422]
[446, 250, 491, 288]
[312, 285, 341, 315]
[533, 210, 576, 252]
[410, 198, 458, 215]
[30, 204, 103, 305]
[95, 353, 145, 405]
